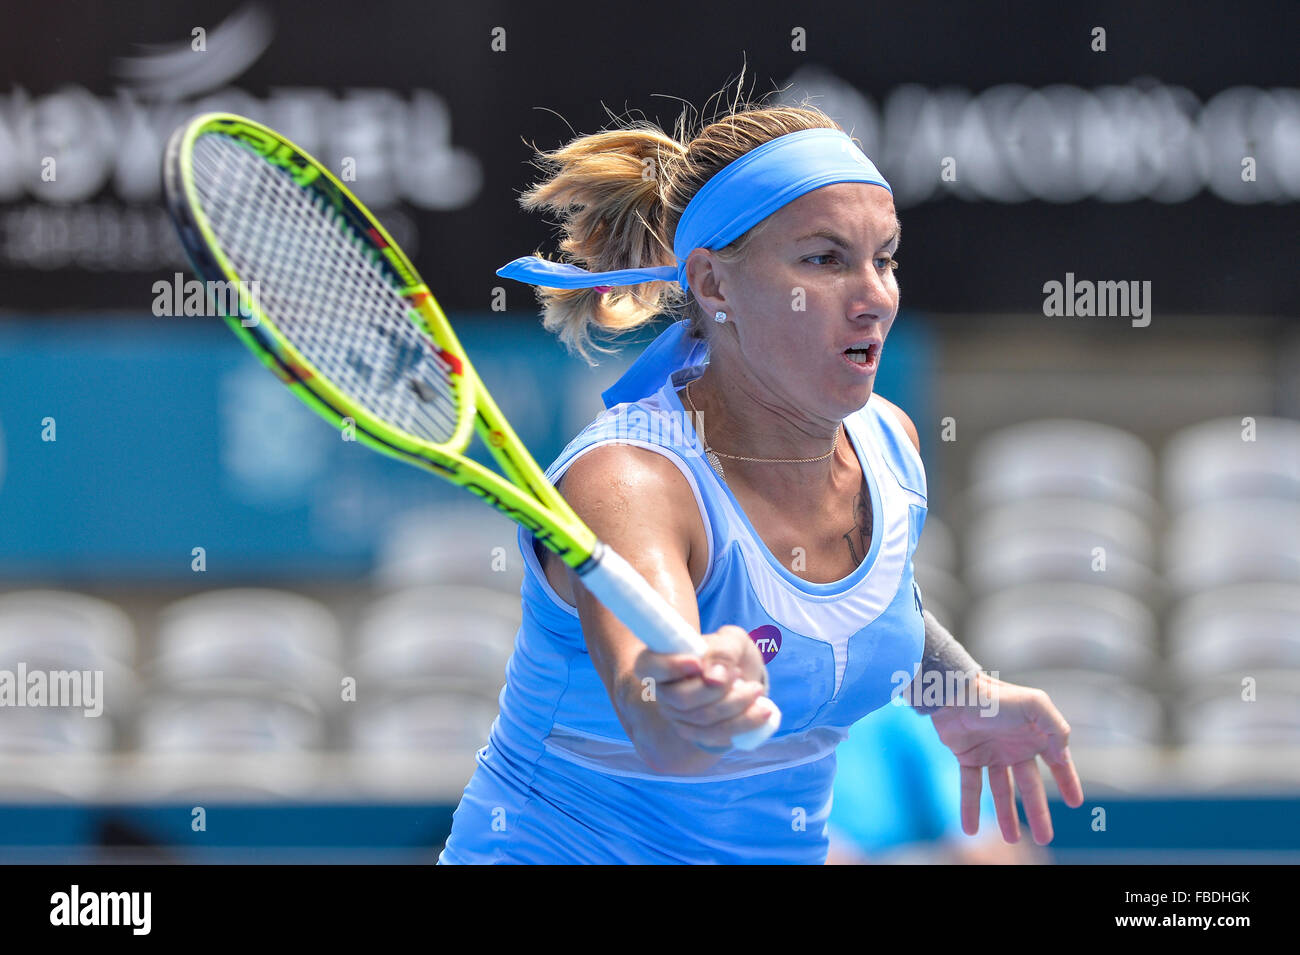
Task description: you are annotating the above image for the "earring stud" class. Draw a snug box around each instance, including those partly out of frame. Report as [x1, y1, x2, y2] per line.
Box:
[714, 311, 727, 323]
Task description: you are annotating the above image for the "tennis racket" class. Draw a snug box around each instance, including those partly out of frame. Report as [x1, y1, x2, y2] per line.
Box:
[162, 112, 780, 751]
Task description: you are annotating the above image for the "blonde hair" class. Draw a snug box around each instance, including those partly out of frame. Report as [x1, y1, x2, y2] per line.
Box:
[512, 85, 844, 362]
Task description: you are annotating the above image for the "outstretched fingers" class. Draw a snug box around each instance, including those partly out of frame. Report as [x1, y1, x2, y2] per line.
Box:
[1034, 695, 1085, 808]
[960, 764, 984, 836]
[1012, 758, 1053, 845]
[988, 765, 1021, 843]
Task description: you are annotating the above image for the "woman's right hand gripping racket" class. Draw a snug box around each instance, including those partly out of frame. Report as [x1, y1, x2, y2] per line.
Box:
[162, 112, 781, 751]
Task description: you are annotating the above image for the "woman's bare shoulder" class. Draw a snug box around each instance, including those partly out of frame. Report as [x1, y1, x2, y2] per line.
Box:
[558, 441, 701, 526]
[538, 442, 709, 600]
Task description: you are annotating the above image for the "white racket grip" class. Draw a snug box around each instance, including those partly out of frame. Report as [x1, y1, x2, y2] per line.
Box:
[577, 542, 781, 751]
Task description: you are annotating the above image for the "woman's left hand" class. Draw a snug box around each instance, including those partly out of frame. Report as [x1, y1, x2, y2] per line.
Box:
[928, 672, 1085, 845]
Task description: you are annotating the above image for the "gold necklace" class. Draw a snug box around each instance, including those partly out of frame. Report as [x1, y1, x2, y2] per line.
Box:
[683, 381, 838, 480]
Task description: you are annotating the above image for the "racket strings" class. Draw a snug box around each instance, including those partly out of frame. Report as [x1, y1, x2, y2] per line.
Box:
[190, 133, 462, 445]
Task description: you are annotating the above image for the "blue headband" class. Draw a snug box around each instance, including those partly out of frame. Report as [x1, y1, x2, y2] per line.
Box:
[496, 127, 891, 294]
[496, 126, 891, 408]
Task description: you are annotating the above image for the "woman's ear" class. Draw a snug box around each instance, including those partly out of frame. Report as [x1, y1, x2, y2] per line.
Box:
[684, 248, 727, 317]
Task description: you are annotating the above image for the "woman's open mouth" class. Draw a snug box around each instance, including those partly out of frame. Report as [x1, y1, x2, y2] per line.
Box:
[842, 343, 880, 372]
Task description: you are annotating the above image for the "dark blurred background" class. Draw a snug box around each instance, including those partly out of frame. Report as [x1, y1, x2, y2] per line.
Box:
[0, 0, 1296, 863]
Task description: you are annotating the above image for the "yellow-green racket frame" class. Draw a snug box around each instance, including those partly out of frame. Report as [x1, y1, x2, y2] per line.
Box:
[164, 112, 598, 570]
[163, 111, 782, 750]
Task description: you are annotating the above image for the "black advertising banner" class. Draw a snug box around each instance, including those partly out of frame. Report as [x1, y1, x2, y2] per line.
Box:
[1, 0, 1297, 318]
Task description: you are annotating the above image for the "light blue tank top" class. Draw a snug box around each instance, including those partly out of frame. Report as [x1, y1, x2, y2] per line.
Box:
[439, 325, 928, 864]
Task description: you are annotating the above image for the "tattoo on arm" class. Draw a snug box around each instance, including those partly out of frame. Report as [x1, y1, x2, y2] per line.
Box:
[842, 490, 871, 564]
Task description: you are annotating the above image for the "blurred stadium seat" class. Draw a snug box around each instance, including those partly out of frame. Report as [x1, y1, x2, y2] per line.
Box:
[124, 751, 331, 802]
[345, 692, 497, 800]
[1163, 498, 1300, 594]
[373, 505, 526, 592]
[148, 589, 343, 706]
[966, 419, 1159, 520]
[1162, 415, 1300, 510]
[128, 687, 330, 801]
[134, 688, 327, 753]
[352, 584, 518, 697]
[0, 589, 137, 668]
[346, 692, 499, 754]
[0, 590, 132, 800]
[963, 496, 1158, 599]
[0, 707, 115, 756]
[1168, 583, 1300, 680]
[346, 584, 517, 797]
[1173, 672, 1300, 747]
[964, 582, 1159, 678]
[1172, 742, 1300, 794]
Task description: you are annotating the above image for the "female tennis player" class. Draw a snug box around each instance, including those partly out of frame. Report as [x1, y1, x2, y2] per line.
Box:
[438, 96, 1084, 864]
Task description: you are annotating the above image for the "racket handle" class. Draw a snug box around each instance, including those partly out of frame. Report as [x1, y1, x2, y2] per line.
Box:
[577, 542, 781, 751]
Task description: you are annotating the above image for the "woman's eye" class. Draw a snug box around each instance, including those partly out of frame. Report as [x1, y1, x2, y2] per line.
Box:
[805, 253, 898, 270]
